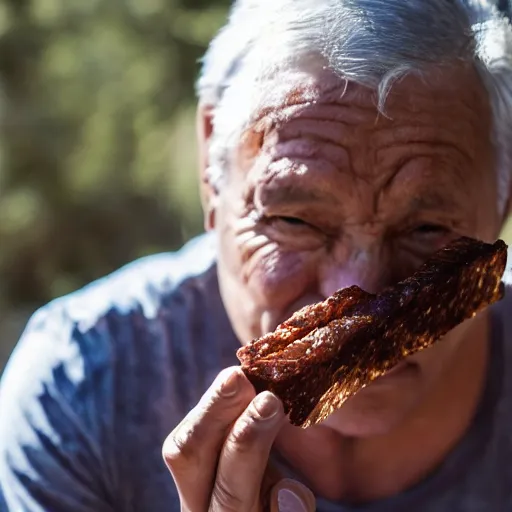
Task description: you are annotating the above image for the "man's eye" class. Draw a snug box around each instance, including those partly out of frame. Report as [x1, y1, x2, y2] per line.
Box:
[400, 224, 452, 259]
[277, 216, 309, 226]
[267, 215, 319, 234]
[412, 224, 450, 237]
[264, 215, 325, 249]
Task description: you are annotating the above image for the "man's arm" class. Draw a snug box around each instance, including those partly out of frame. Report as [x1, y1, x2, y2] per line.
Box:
[0, 306, 115, 512]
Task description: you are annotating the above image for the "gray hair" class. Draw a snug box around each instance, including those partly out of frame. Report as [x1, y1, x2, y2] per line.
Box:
[197, 0, 512, 214]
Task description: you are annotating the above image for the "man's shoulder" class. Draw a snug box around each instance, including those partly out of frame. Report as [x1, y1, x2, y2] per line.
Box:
[0, 233, 229, 447]
[0, 233, 222, 408]
[0, 238, 222, 511]
[56, 232, 218, 328]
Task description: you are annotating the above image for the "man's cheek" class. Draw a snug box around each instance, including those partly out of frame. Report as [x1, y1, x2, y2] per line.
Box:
[249, 248, 316, 304]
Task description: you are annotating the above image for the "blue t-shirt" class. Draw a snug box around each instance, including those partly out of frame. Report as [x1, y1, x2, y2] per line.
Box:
[0, 234, 511, 511]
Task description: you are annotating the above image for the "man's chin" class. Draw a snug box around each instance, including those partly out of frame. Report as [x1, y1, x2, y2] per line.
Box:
[320, 365, 421, 437]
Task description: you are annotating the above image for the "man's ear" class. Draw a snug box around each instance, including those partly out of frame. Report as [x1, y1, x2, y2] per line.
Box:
[196, 103, 217, 231]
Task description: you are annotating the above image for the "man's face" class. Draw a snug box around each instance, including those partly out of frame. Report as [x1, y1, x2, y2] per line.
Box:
[208, 67, 501, 436]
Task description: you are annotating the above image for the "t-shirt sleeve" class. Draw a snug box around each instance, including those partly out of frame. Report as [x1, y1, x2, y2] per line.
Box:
[0, 305, 116, 512]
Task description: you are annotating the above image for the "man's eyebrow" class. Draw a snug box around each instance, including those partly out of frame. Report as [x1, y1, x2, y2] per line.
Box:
[258, 183, 339, 206]
[409, 192, 457, 212]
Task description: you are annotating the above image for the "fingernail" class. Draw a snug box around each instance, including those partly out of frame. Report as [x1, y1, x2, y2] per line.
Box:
[253, 392, 281, 419]
[278, 488, 308, 512]
[272, 480, 316, 512]
[220, 370, 240, 397]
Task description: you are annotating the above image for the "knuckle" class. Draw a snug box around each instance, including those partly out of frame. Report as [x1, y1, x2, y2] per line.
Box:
[226, 415, 261, 453]
[162, 425, 200, 470]
[211, 477, 246, 512]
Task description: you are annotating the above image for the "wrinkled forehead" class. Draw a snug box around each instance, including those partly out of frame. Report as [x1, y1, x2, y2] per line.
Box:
[228, 64, 495, 211]
[246, 65, 490, 135]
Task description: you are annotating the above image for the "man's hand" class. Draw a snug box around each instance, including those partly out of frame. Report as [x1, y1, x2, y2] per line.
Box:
[162, 366, 315, 511]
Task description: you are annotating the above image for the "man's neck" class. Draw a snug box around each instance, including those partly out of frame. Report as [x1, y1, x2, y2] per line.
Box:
[275, 314, 492, 504]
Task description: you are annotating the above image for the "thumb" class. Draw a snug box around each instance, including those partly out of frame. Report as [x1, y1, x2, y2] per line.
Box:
[270, 479, 316, 512]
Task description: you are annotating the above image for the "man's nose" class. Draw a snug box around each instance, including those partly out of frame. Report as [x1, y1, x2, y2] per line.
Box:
[318, 246, 393, 297]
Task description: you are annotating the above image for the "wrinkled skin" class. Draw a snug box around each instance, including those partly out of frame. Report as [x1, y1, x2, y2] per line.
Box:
[215, 66, 499, 434]
[164, 65, 510, 507]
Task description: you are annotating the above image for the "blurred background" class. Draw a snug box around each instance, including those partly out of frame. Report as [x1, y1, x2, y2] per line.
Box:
[0, 0, 231, 371]
[0, 0, 511, 374]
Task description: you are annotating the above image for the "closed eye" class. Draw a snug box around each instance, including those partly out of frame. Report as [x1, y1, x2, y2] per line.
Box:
[266, 215, 322, 235]
[412, 224, 450, 236]
[277, 216, 309, 226]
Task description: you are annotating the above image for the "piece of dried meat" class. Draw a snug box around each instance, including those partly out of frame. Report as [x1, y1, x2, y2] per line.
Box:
[237, 237, 508, 427]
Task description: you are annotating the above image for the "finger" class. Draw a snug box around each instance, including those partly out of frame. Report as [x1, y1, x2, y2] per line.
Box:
[210, 391, 286, 512]
[162, 366, 255, 511]
[260, 460, 286, 509]
[270, 479, 316, 512]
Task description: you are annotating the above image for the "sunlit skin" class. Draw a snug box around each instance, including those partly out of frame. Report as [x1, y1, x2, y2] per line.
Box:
[213, 65, 501, 493]
[164, 64, 508, 508]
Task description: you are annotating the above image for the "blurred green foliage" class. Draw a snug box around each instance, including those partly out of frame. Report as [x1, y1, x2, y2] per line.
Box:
[0, 0, 231, 309]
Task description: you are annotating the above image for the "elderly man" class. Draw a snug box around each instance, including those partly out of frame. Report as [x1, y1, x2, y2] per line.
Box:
[1, 0, 512, 511]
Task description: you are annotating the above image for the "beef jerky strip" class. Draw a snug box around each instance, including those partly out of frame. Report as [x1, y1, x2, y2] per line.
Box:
[240, 286, 372, 360]
[237, 237, 508, 428]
